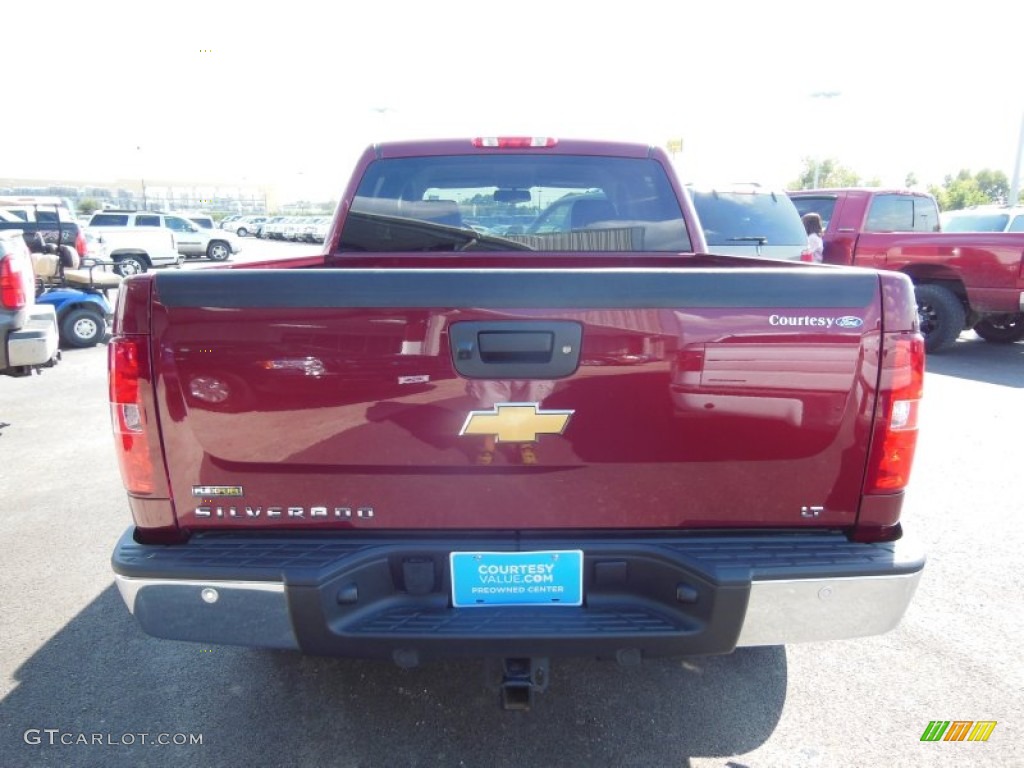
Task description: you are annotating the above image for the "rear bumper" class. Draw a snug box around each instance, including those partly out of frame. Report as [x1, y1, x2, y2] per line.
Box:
[112, 529, 924, 661]
[3, 304, 59, 370]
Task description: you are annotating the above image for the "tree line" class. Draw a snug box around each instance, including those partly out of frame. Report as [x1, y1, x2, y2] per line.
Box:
[789, 159, 1020, 210]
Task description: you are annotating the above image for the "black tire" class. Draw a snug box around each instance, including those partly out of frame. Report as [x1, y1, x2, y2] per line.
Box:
[207, 240, 231, 261]
[60, 307, 105, 348]
[113, 254, 147, 277]
[915, 283, 966, 354]
[973, 314, 1024, 343]
[237, 227, 248, 237]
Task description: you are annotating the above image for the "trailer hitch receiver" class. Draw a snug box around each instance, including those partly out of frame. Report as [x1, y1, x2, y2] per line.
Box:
[496, 657, 549, 711]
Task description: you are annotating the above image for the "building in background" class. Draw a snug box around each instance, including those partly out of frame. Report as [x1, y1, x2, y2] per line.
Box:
[0, 177, 305, 217]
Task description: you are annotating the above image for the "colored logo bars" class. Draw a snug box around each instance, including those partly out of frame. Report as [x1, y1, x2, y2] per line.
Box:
[920, 721, 997, 742]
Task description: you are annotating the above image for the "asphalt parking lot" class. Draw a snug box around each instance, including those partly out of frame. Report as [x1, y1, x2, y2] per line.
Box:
[1, 244, 1022, 767]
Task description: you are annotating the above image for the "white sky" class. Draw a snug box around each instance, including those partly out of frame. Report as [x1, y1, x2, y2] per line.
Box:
[6, 0, 1023, 201]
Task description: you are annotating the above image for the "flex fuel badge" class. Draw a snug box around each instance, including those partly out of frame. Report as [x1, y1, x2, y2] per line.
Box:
[192, 485, 244, 497]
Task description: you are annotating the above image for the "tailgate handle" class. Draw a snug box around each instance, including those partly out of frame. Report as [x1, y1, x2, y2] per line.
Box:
[478, 331, 552, 363]
[450, 321, 582, 379]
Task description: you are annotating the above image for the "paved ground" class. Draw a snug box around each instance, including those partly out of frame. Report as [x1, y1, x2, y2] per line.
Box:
[1, 248, 1021, 766]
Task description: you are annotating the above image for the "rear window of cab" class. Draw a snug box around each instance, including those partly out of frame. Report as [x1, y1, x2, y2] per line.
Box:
[338, 155, 692, 253]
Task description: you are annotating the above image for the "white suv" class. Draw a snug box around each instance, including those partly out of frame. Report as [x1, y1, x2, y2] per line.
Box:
[941, 204, 1024, 233]
[87, 210, 241, 260]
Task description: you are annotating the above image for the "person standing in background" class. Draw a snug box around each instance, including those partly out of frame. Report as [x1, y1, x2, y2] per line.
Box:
[802, 212, 824, 263]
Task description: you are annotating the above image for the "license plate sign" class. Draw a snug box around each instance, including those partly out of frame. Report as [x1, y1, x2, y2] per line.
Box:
[450, 550, 583, 607]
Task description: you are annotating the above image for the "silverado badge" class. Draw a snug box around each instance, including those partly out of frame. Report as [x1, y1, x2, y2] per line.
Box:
[459, 402, 574, 443]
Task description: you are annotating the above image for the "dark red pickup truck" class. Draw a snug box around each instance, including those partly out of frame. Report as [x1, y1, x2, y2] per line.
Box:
[789, 188, 1024, 352]
[109, 138, 925, 707]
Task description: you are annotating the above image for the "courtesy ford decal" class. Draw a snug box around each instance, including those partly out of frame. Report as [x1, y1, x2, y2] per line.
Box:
[769, 314, 863, 329]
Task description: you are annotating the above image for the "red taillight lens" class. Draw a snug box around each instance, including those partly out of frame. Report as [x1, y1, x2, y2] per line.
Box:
[0, 253, 30, 310]
[864, 334, 925, 493]
[472, 137, 558, 149]
[75, 230, 87, 257]
[674, 347, 705, 373]
[109, 339, 144, 402]
[109, 337, 163, 495]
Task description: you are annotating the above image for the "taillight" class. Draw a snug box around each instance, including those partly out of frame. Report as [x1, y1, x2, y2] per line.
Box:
[864, 334, 925, 493]
[673, 347, 705, 373]
[0, 253, 30, 310]
[75, 229, 88, 257]
[109, 337, 167, 496]
[472, 137, 558, 149]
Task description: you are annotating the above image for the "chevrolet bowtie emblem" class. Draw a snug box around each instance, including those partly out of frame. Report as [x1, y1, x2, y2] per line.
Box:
[459, 402, 574, 443]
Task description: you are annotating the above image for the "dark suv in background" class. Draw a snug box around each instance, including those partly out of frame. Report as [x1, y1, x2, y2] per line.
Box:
[687, 183, 810, 261]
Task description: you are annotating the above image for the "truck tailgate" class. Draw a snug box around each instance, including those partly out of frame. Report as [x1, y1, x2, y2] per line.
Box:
[148, 267, 883, 532]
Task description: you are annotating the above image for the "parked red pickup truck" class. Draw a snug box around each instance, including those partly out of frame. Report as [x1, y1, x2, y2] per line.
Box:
[789, 188, 1024, 352]
[109, 138, 925, 708]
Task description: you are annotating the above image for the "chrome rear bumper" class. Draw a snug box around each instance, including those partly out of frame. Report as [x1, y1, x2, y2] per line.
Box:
[113, 530, 924, 657]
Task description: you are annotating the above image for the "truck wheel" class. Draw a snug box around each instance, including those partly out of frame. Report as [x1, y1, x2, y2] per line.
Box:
[114, 255, 147, 277]
[973, 314, 1024, 343]
[207, 241, 231, 261]
[915, 284, 966, 353]
[61, 308, 105, 347]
